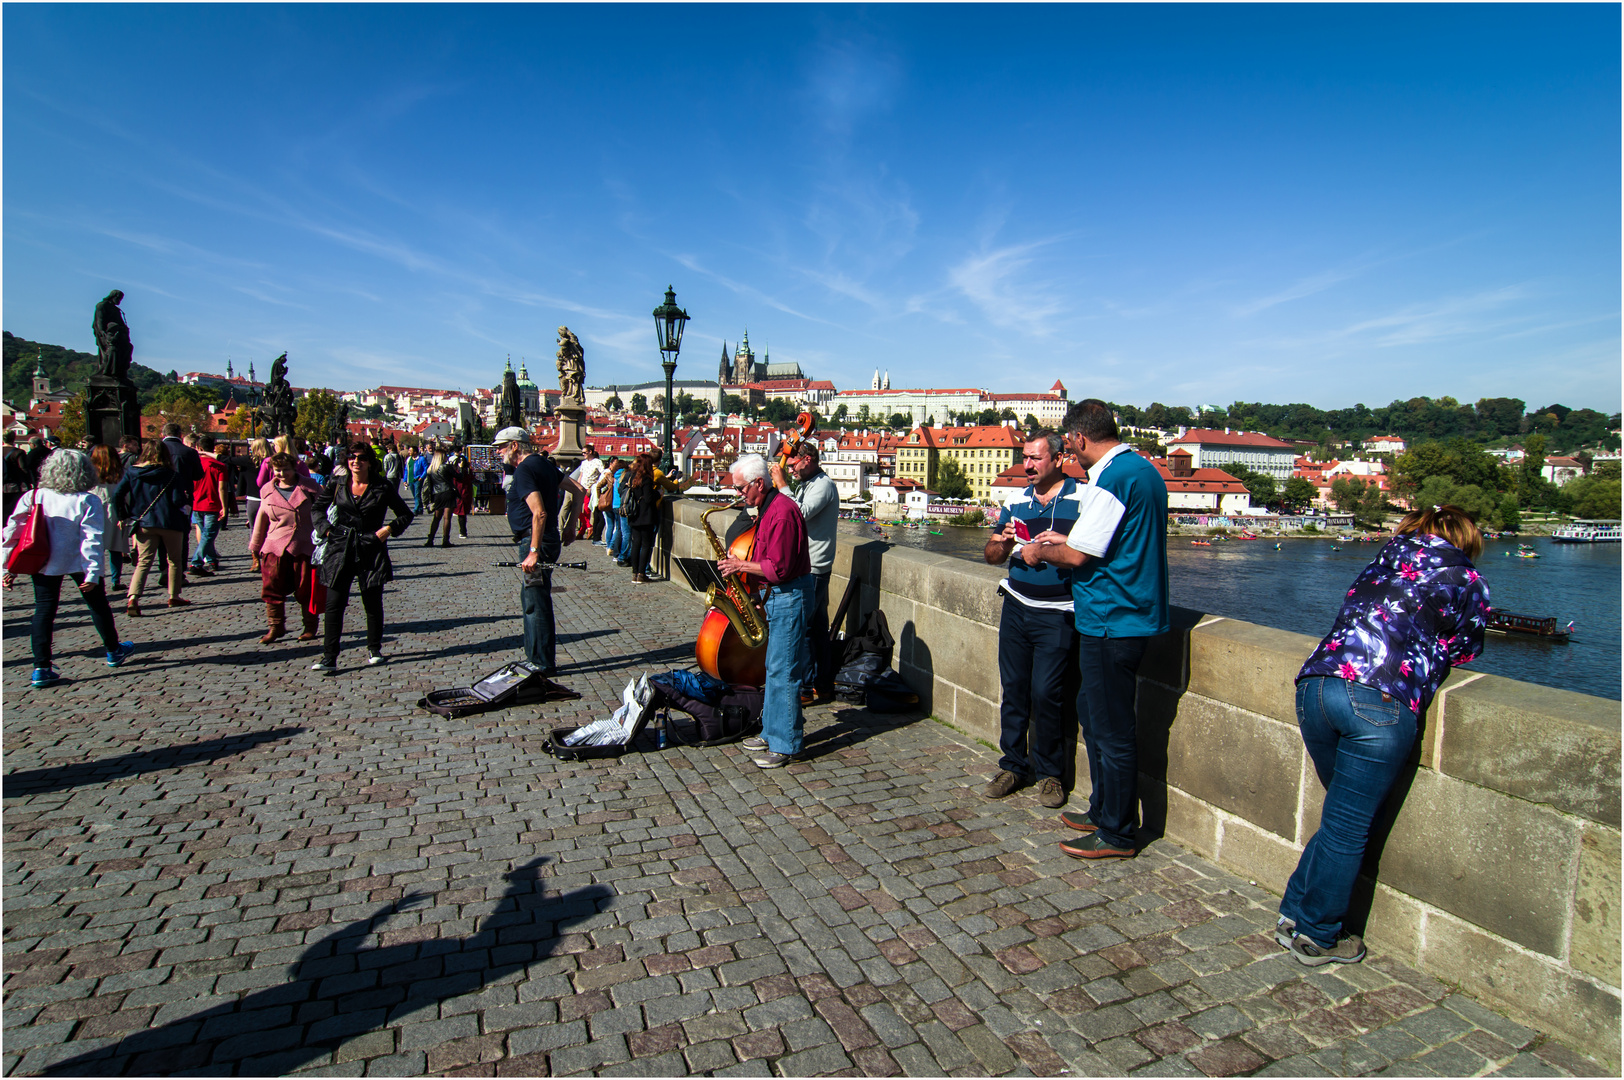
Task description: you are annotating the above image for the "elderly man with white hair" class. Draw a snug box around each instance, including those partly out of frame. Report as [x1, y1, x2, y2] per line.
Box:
[717, 453, 814, 768]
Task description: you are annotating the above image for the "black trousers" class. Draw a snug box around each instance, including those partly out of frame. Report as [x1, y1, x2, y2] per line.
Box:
[323, 564, 384, 661]
[804, 573, 832, 691]
[626, 524, 656, 575]
[31, 573, 119, 668]
[996, 596, 1076, 781]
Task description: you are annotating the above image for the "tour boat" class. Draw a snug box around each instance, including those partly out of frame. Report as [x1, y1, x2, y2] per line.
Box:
[1552, 520, 1622, 543]
[1486, 609, 1572, 644]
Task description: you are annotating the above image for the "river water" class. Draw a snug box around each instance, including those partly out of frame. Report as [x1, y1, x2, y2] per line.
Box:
[839, 521, 1621, 700]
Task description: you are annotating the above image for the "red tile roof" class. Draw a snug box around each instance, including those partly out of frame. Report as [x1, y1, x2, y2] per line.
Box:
[1168, 429, 1295, 450]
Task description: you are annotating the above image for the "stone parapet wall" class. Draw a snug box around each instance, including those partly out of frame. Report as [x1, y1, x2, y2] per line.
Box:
[663, 499, 1622, 1063]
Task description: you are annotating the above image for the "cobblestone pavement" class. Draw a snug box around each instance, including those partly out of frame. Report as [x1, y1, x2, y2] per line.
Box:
[3, 510, 1607, 1077]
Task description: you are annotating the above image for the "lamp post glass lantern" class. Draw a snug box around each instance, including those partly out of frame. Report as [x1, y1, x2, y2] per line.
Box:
[652, 286, 689, 471]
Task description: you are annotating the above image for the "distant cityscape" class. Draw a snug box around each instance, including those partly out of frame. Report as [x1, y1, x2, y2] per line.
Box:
[7, 327, 1619, 523]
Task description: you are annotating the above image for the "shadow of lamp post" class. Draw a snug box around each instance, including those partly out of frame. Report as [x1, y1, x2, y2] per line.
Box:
[652, 285, 689, 472]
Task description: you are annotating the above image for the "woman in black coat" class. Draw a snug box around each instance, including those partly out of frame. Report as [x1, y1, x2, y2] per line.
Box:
[311, 442, 413, 673]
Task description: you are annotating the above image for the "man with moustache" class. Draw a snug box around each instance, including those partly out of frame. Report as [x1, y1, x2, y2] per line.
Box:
[982, 431, 1085, 808]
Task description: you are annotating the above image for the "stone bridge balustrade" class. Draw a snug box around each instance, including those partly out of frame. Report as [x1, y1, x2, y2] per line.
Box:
[663, 497, 1623, 1066]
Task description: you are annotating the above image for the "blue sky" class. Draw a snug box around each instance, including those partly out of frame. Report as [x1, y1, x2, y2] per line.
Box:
[4, 4, 1618, 413]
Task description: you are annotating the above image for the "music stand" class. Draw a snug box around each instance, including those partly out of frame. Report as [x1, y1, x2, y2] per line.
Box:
[675, 557, 726, 594]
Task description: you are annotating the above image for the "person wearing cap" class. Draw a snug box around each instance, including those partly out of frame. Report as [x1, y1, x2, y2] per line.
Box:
[495, 427, 585, 678]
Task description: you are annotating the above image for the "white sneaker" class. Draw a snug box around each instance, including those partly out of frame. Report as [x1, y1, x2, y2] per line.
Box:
[310, 658, 337, 675]
[741, 735, 768, 752]
[368, 651, 386, 665]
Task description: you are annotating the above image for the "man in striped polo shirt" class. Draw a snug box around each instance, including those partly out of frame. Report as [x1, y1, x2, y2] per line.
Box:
[982, 431, 1085, 808]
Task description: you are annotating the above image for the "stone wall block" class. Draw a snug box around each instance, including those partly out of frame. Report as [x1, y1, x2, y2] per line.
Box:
[1297, 747, 1326, 847]
[1572, 824, 1621, 986]
[950, 686, 1000, 746]
[1363, 882, 1425, 964]
[1214, 817, 1302, 896]
[1438, 674, 1622, 828]
[1160, 786, 1220, 859]
[1187, 620, 1317, 724]
[1378, 770, 1577, 957]
[1159, 696, 1303, 840]
[1420, 910, 1622, 1069]
[901, 605, 1002, 706]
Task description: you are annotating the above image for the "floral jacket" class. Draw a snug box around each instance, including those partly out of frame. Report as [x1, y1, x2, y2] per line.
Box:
[1297, 533, 1490, 716]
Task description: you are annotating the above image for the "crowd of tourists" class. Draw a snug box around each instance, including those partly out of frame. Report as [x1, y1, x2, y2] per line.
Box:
[3, 398, 1494, 974]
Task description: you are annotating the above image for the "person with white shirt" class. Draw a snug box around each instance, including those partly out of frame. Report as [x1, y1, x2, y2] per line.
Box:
[569, 445, 606, 543]
[1, 449, 135, 687]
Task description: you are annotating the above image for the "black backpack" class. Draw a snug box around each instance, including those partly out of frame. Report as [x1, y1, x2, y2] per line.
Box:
[620, 479, 646, 521]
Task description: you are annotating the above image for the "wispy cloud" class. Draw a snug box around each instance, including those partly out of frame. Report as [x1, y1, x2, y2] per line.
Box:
[945, 237, 1072, 335]
[671, 254, 838, 326]
[1232, 266, 1364, 317]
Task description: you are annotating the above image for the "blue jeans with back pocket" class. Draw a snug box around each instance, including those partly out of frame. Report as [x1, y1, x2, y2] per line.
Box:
[1280, 676, 1418, 949]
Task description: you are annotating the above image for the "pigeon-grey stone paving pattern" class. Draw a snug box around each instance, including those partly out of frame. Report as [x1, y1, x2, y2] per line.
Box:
[2, 508, 1607, 1077]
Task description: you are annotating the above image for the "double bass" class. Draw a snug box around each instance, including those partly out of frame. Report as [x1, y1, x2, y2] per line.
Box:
[695, 500, 766, 685]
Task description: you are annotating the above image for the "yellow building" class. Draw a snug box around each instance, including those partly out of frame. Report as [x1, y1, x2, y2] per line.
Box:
[895, 425, 1025, 502]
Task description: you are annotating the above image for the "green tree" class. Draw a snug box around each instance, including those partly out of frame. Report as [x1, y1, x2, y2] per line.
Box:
[630, 393, 648, 414]
[1023, 413, 1041, 432]
[56, 392, 87, 446]
[225, 405, 254, 438]
[605, 394, 624, 411]
[1560, 475, 1623, 520]
[1330, 476, 1367, 512]
[762, 398, 798, 423]
[1594, 461, 1621, 482]
[934, 457, 973, 499]
[1497, 495, 1521, 532]
[999, 408, 1018, 422]
[1357, 481, 1387, 524]
[1282, 476, 1318, 511]
[833, 403, 848, 423]
[1519, 433, 1547, 496]
[146, 383, 221, 434]
[975, 408, 1000, 427]
[295, 389, 343, 443]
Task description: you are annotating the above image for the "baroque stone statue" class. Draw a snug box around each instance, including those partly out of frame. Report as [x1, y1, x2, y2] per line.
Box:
[263, 352, 297, 438]
[329, 402, 350, 448]
[92, 290, 133, 380]
[556, 326, 585, 408]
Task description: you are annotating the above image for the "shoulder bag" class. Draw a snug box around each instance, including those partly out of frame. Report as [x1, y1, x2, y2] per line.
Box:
[5, 491, 51, 574]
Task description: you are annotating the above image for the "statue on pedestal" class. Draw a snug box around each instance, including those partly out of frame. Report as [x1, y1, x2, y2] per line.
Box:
[263, 353, 297, 438]
[556, 327, 585, 408]
[551, 327, 587, 470]
[87, 290, 141, 447]
[329, 402, 351, 449]
[496, 357, 523, 431]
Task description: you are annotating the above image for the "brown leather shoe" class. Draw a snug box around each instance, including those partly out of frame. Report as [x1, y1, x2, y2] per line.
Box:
[1059, 811, 1098, 833]
[983, 770, 1022, 799]
[1037, 777, 1066, 808]
[167, 597, 192, 608]
[1059, 834, 1137, 860]
[125, 600, 142, 618]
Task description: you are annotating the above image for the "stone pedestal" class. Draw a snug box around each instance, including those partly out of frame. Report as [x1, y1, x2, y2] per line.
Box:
[87, 375, 141, 449]
[552, 403, 586, 471]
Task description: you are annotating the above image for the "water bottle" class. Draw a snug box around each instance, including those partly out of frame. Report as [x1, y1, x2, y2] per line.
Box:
[657, 712, 667, 750]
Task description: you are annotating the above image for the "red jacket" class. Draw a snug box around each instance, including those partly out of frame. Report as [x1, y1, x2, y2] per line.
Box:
[193, 454, 227, 514]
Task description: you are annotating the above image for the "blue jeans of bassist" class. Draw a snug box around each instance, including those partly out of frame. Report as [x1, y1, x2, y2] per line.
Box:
[760, 574, 813, 756]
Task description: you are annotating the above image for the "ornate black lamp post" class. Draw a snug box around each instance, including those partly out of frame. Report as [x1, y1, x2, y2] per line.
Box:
[652, 286, 689, 471]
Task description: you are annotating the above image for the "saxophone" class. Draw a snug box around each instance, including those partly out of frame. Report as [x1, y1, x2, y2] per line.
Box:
[700, 500, 768, 649]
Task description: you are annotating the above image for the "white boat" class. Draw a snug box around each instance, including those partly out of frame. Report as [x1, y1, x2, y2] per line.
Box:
[1552, 520, 1622, 543]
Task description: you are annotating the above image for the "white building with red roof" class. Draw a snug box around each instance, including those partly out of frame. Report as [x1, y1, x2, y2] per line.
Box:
[1167, 428, 1298, 481]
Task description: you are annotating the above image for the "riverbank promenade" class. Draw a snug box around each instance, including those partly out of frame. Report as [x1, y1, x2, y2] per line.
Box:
[3, 513, 1607, 1077]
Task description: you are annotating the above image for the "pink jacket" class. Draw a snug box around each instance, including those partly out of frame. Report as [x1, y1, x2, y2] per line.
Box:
[250, 479, 321, 558]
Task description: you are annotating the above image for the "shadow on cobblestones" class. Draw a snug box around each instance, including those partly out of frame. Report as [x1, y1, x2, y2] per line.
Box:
[44, 858, 611, 1077]
[2, 728, 306, 797]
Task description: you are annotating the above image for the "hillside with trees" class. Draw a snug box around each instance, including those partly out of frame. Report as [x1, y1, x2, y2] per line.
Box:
[4, 331, 171, 406]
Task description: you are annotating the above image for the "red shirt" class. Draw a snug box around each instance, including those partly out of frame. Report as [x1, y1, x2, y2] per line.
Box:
[750, 488, 811, 584]
[193, 454, 227, 514]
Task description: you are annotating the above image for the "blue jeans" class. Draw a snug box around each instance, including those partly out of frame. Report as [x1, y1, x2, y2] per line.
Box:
[32, 573, 119, 668]
[189, 511, 220, 568]
[410, 478, 423, 513]
[1076, 633, 1150, 850]
[516, 535, 559, 674]
[760, 575, 813, 755]
[1281, 676, 1418, 948]
[997, 596, 1075, 781]
[604, 512, 625, 559]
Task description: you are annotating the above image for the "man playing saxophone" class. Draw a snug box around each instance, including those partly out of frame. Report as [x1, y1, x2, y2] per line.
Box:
[716, 454, 812, 769]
